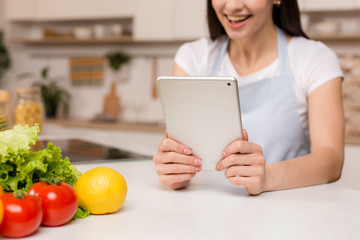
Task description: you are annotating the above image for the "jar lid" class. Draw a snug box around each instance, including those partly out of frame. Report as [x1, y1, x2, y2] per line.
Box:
[16, 87, 40, 93]
[0, 90, 12, 102]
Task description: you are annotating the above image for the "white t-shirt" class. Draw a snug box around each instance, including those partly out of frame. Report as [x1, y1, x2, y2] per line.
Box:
[174, 36, 343, 136]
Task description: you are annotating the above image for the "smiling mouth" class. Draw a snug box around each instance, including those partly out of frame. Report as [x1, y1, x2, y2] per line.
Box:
[226, 15, 251, 23]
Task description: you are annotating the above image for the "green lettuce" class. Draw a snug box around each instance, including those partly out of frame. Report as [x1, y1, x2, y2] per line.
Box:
[0, 124, 39, 156]
[0, 124, 89, 219]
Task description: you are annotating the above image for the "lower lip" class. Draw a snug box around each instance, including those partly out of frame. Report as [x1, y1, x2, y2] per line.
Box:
[226, 17, 250, 30]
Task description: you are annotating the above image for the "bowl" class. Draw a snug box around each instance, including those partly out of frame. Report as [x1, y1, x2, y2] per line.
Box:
[73, 27, 92, 40]
[314, 21, 340, 34]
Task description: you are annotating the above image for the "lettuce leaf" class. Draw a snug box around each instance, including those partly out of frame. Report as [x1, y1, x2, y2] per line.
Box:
[0, 124, 89, 219]
[72, 206, 90, 220]
[0, 124, 39, 157]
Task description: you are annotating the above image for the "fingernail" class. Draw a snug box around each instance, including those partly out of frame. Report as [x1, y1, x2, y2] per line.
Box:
[196, 166, 201, 172]
[222, 151, 226, 157]
[184, 148, 191, 155]
[194, 158, 200, 166]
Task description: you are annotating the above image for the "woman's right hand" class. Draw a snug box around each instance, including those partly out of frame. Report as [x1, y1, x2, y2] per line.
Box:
[153, 131, 202, 190]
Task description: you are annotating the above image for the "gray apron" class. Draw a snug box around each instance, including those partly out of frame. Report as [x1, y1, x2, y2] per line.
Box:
[210, 28, 311, 163]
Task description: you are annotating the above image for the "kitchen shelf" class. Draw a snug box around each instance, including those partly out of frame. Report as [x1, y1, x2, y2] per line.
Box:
[345, 136, 360, 145]
[301, 9, 360, 14]
[11, 36, 191, 46]
[309, 34, 360, 41]
[45, 118, 165, 133]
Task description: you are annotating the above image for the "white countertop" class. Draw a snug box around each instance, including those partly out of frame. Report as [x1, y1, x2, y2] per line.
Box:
[40, 122, 164, 157]
[26, 122, 360, 239]
[19, 160, 360, 240]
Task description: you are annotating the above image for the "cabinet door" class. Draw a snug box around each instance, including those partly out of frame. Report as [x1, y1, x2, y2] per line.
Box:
[174, 0, 207, 39]
[36, 0, 99, 20]
[99, 0, 136, 18]
[297, 0, 307, 11]
[305, 0, 354, 11]
[5, 0, 37, 21]
[133, 0, 174, 40]
[355, 0, 360, 9]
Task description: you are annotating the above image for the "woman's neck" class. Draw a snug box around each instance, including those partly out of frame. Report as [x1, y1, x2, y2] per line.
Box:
[228, 23, 278, 76]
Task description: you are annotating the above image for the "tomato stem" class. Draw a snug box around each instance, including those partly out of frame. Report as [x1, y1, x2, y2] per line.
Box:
[14, 191, 26, 199]
[41, 177, 62, 185]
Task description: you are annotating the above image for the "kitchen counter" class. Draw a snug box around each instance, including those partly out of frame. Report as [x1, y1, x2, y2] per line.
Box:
[45, 118, 165, 133]
[40, 122, 360, 191]
[20, 160, 360, 240]
[40, 122, 164, 157]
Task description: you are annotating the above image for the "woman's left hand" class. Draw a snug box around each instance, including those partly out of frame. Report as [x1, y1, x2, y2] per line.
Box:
[216, 130, 266, 195]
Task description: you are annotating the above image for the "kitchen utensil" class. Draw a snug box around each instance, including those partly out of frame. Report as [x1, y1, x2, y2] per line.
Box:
[102, 82, 120, 121]
[313, 20, 340, 34]
[151, 57, 158, 99]
[43, 28, 73, 39]
[73, 27, 92, 40]
[340, 20, 358, 34]
[111, 24, 123, 37]
[94, 24, 106, 39]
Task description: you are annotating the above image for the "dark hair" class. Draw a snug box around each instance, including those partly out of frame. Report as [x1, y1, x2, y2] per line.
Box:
[207, 0, 308, 40]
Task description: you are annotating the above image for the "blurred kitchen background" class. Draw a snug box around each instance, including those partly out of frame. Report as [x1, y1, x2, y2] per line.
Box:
[0, 0, 360, 128]
[0, 0, 209, 125]
[0, 0, 360, 188]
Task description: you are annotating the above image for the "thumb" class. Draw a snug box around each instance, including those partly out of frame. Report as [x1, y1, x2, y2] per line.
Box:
[165, 129, 168, 138]
[242, 129, 249, 141]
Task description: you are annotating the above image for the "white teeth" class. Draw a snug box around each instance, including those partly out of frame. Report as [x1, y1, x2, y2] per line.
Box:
[227, 15, 248, 22]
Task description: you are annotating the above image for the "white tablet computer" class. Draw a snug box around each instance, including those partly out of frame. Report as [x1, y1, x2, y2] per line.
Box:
[157, 76, 243, 171]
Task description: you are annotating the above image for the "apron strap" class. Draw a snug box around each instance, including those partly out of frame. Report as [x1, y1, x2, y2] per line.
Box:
[210, 27, 289, 76]
[276, 27, 290, 75]
[210, 37, 229, 76]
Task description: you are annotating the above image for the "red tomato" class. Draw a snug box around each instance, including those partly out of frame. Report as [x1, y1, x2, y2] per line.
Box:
[28, 181, 78, 227]
[0, 192, 43, 238]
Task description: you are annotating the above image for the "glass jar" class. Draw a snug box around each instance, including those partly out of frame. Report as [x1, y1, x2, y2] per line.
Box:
[0, 90, 12, 131]
[15, 88, 44, 130]
[0, 101, 7, 131]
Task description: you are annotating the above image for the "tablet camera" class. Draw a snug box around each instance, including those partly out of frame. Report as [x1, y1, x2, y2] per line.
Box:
[227, 82, 231, 86]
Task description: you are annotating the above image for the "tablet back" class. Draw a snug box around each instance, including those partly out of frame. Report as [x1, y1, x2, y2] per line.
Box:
[158, 76, 243, 171]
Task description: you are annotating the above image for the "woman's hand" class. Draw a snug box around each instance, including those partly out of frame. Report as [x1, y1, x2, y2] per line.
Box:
[153, 131, 202, 190]
[216, 130, 266, 195]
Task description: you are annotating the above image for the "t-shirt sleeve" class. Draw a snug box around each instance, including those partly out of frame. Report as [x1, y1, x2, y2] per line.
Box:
[174, 38, 210, 75]
[304, 41, 343, 95]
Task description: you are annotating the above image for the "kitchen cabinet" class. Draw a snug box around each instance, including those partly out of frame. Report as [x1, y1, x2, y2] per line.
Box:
[37, 0, 136, 20]
[5, 0, 37, 21]
[297, 0, 307, 11]
[355, 0, 360, 8]
[173, 0, 207, 40]
[37, 0, 99, 20]
[99, 0, 135, 19]
[301, 0, 356, 11]
[5, 0, 135, 21]
[5, 0, 206, 42]
[133, 0, 207, 41]
[133, 0, 174, 40]
[299, 0, 360, 41]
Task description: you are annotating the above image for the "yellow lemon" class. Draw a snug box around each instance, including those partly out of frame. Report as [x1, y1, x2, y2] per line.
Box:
[75, 167, 127, 215]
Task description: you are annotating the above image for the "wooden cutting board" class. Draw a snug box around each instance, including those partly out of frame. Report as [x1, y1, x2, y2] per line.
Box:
[103, 82, 120, 121]
[151, 57, 158, 99]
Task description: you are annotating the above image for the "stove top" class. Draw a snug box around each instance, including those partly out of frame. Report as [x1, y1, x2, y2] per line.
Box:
[33, 139, 151, 163]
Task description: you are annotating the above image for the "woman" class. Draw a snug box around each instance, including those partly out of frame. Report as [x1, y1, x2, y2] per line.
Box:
[153, 0, 344, 195]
